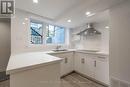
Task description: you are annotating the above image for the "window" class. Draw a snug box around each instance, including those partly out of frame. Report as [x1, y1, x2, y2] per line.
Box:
[30, 22, 43, 44]
[30, 19, 65, 45]
[46, 24, 65, 44]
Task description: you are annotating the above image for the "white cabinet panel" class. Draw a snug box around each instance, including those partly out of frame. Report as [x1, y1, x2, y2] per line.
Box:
[74, 52, 86, 74]
[51, 52, 73, 76]
[95, 56, 109, 84]
[51, 52, 109, 85]
[85, 54, 95, 78]
[74, 52, 109, 85]
[65, 52, 74, 74]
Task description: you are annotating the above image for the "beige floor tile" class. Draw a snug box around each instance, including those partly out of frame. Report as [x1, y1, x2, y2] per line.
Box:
[61, 73, 106, 87]
[0, 73, 106, 87]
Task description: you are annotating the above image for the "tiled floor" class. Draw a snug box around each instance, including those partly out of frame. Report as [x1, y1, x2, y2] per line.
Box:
[61, 73, 106, 87]
[0, 80, 9, 87]
[0, 73, 106, 87]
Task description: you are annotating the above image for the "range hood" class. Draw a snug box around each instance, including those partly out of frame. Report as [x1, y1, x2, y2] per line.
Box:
[77, 23, 101, 35]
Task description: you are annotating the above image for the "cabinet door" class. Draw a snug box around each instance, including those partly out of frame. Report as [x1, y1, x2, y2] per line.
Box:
[52, 53, 66, 76]
[95, 56, 109, 85]
[84, 54, 95, 78]
[65, 52, 74, 74]
[51, 53, 73, 76]
[74, 52, 86, 74]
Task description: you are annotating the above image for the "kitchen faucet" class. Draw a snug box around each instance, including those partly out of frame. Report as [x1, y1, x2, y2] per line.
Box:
[56, 45, 62, 50]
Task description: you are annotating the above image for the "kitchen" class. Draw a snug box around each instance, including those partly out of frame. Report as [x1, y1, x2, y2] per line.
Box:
[0, 0, 130, 87]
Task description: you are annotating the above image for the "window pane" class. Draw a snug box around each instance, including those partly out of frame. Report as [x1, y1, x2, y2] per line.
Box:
[54, 26, 65, 44]
[46, 25, 65, 44]
[30, 22, 43, 44]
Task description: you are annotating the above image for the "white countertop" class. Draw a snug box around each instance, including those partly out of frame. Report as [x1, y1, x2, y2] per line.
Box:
[44, 49, 109, 56]
[75, 50, 109, 56]
[43, 49, 76, 54]
[6, 52, 62, 74]
[7, 49, 108, 74]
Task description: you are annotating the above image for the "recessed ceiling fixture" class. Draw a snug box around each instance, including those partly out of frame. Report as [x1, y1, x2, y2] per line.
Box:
[105, 26, 110, 29]
[22, 22, 25, 25]
[85, 11, 95, 17]
[33, 0, 38, 3]
[67, 19, 71, 23]
[86, 12, 91, 15]
[25, 18, 28, 20]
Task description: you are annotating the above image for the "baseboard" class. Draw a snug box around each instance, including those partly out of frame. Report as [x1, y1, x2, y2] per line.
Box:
[110, 77, 130, 87]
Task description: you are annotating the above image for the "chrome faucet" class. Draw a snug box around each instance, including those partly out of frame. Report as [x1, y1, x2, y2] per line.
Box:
[56, 45, 62, 50]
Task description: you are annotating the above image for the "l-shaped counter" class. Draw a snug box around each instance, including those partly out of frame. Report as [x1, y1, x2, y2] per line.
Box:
[7, 49, 109, 87]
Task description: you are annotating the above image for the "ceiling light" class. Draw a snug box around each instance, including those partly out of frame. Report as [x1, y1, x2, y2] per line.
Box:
[87, 13, 95, 17]
[67, 19, 71, 23]
[86, 12, 91, 15]
[33, 0, 38, 3]
[105, 26, 110, 29]
[25, 18, 28, 20]
[22, 22, 25, 25]
[85, 11, 95, 17]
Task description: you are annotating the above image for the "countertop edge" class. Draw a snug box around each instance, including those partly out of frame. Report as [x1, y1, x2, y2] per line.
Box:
[6, 59, 62, 75]
[75, 51, 109, 56]
[6, 50, 109, 74]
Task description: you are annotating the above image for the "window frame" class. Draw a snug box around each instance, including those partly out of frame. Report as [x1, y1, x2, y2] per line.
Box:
[29, 18, 66, 46]
[30, 19, 44, 45]
[45, 24, 66, 45]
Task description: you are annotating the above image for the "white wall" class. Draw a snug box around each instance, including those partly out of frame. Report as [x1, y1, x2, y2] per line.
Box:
[109, 0, 130, 85]
[11, 9, 70, 55]
[70, 21, 109, 53]
[0, 19, 11, 72]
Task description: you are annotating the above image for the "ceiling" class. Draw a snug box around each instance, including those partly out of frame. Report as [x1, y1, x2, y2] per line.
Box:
[15, 0, 126, 28]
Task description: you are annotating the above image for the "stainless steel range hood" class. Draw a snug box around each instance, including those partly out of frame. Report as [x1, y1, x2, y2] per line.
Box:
[77, 23, 101, 35]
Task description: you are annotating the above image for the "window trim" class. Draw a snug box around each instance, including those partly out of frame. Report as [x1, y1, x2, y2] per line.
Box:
[30, 19, 44, 45]
[45, 24, 66, 45]
[29, 18, 66, 46]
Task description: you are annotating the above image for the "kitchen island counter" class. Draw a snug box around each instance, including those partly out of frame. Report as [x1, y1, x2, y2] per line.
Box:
[6, 52, 62, 87]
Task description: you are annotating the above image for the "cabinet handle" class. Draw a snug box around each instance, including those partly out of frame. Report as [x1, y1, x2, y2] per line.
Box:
[65, 58, 68, 63]
[81, 58, 85, 64]
[98, 56, 106, 59]
[94, 61, 96, 67]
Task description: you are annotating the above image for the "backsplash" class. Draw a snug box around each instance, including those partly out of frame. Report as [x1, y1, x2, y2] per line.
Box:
[70, 22, 109, 53]
[11, 9, 71, 55]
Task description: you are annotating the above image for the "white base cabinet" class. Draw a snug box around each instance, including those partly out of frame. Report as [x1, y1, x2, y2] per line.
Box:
[10, 63, 61, 87]
[95, 57, 109, 85]
[74, 52, 109, 85]
[51, 51, 109, 85]
[51, 52, 73, 76]
[85, 54, 95, 78]
[74, 52, 86, 74]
